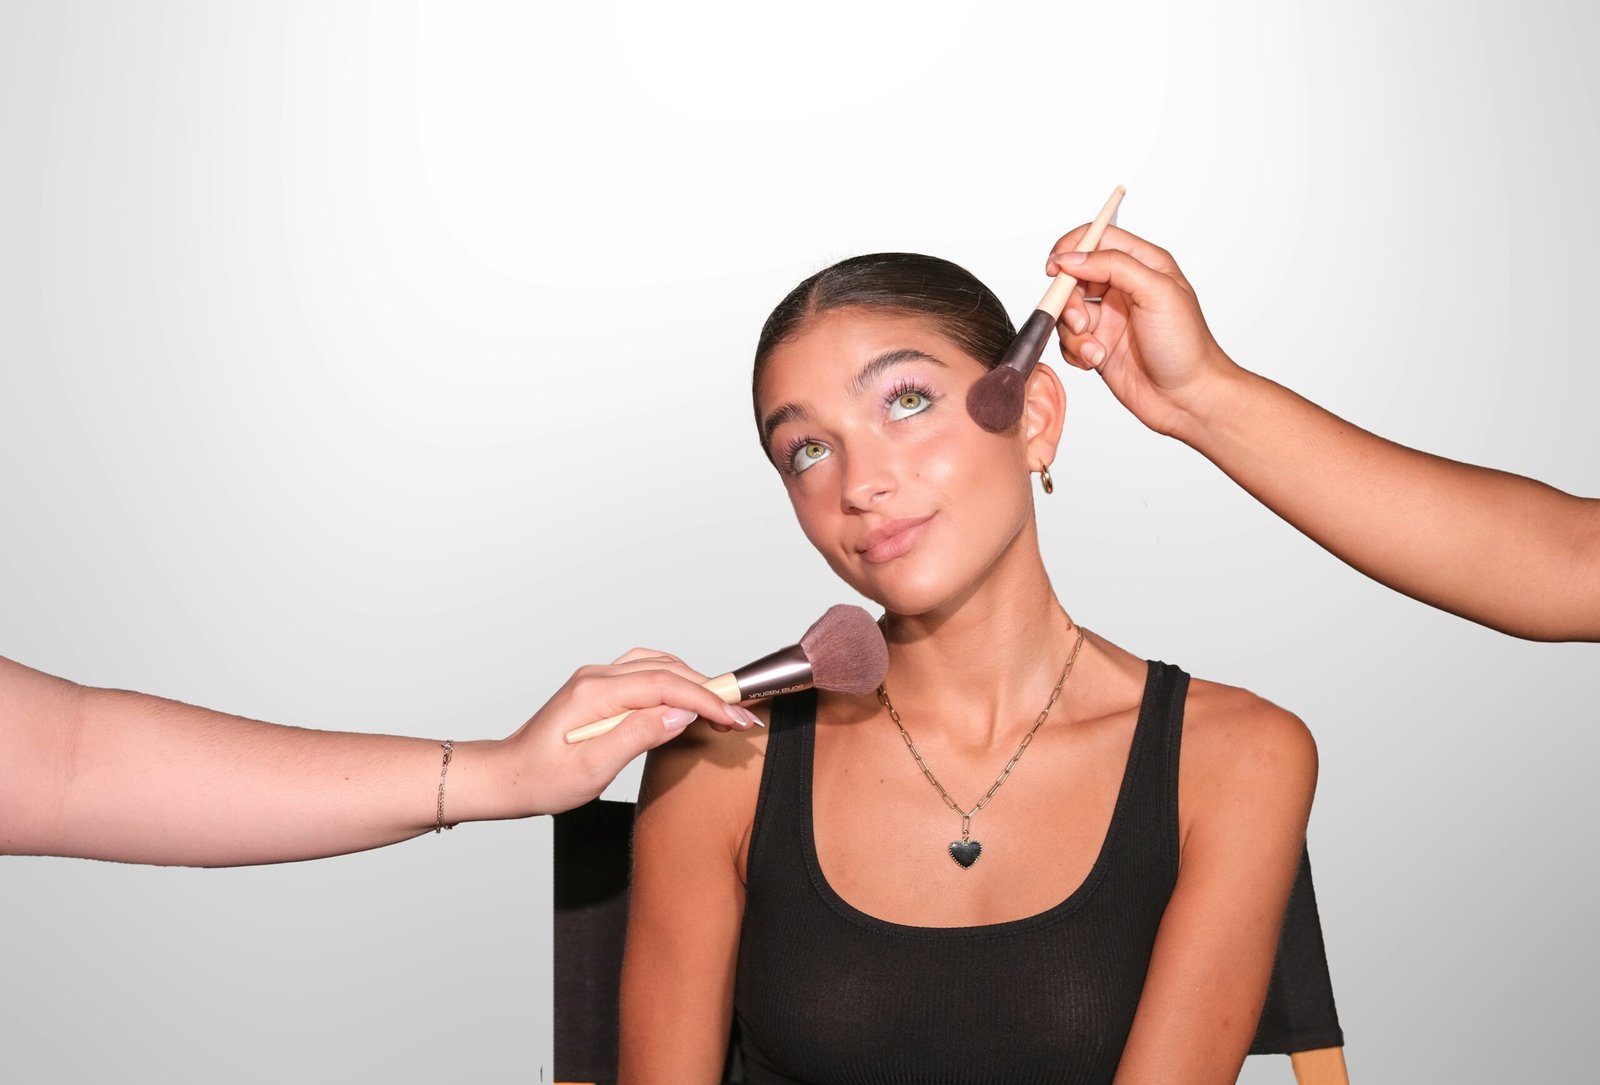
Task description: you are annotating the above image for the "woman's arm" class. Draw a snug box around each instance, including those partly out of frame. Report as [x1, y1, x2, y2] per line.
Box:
[1175, 367, 1599, 643]
[1044, 231, 1600, 642]
[620, 718, 765, 1084]
[1112, 685, 1318, 1085]
[0, 650, 755, 866]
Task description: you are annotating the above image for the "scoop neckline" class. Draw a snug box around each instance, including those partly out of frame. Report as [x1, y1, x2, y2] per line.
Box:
[798, 660, 1161, 940]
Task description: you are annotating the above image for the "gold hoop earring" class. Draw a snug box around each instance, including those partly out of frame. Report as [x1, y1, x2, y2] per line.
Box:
[1039, 462, 1054, 494]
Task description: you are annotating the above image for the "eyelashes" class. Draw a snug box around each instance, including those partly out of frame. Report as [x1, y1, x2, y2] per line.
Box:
[783, 436, 830, 475]
[780, 379, 939, 476]
[885, 378, 935, 421]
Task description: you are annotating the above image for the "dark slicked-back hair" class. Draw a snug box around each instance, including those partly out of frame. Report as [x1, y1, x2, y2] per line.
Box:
[752, 253, 1015, 444]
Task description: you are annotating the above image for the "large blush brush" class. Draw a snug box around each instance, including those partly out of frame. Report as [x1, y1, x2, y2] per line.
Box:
[966, 185, 1126, 433]
[563, 604, 889, 743]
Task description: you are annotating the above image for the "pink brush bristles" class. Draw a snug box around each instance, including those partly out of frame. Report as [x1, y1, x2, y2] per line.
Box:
[799, 604, 889, 694]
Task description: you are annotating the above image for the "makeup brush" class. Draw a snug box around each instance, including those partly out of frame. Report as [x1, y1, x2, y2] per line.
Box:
[563, 604, 889, 743]
[966, 185, 1127, 433]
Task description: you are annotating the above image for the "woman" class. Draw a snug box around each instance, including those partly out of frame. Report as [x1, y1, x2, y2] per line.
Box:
[619, 253, 1316, 1083]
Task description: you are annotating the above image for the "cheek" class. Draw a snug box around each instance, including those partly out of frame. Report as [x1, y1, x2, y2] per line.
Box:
[899, 415, 961, 484]
[904, 416, 1010, 496]
[918, 427, 1034, 552]
[785, 480, 836, 552]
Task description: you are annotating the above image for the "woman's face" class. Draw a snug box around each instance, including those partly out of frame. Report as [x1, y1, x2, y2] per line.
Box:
[756, 307, 1044, 616]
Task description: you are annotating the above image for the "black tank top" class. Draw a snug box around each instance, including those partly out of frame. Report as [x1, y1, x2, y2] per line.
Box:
[732, 660, 1189, 1085]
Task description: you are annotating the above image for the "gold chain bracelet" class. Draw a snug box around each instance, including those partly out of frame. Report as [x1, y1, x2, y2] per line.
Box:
[434, 740, 457, 833]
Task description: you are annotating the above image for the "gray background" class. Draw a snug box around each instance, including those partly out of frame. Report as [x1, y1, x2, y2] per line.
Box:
[2, 1, 1595, 1081]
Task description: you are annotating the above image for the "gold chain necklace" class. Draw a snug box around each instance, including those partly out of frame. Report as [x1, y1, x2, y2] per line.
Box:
[876, 623, 1087, 869]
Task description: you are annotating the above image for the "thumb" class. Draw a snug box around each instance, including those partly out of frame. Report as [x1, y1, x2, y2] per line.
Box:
[584, 705, 696, 770]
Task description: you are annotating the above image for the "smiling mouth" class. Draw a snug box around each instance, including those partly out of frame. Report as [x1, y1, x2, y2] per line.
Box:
[858, 513, 936, 564]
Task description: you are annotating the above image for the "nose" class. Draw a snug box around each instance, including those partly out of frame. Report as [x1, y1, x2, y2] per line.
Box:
[839, 441, 897, 513]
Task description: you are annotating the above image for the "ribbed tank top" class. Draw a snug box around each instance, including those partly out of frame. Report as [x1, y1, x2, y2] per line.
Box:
[732, 660, 1189, 1085]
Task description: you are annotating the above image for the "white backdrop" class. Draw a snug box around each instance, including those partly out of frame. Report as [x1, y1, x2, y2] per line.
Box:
[2, 2, 1596, 1082]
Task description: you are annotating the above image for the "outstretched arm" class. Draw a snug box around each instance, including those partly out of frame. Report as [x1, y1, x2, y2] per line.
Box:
[1172, 367, 1599, 642]
[1042, 228, 1600, 642]
[0, 651, 758, 866]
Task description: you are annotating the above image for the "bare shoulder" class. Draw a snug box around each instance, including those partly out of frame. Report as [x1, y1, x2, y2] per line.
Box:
[1178, 677, 1318, 816]
[638, 705, 770, 806]
[635, 703, 772, 866]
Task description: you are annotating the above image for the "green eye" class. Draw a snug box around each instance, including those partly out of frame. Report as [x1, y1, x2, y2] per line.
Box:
[888, 390, 932, 421]
[791, 441, 830, 474]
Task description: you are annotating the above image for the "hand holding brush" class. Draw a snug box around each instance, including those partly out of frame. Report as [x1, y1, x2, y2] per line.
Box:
[564, 605, 889, 744]
[966, 185, 1126, 432]
[1044, 223, 1235, 437]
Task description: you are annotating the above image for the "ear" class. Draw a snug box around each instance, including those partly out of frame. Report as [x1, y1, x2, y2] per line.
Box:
[1019, 361, 1066, 468]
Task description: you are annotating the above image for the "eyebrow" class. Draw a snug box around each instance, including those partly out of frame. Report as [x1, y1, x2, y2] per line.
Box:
[760, 348, 948, 453]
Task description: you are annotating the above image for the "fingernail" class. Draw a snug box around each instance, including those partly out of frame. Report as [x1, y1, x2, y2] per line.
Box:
[1067, 310, 1086, 334]
[735, 706, 763, 728]
[1056, 251, 1088, 266]
[1087, 344, 1106, 367]
[662, 708, 695, 733]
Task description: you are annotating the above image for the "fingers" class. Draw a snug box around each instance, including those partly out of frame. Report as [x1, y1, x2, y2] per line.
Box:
[1047, 249, 1179, 313]
[1053, 255, 1161, 373]
[1048, 221, 1093, 263]
[1046, 225, 1190, 364]
[1058, 323, 1110, 371]
[581, 655, 711, 686]
[563, 702, 704, 799]
[1046, 223, 1184, 279]
[600, 704, 702, 761]
[1060, 281, 1102, 340]
[601, 647, 761, 731]
[516, 653, 764, 815]
[610, 646, 683, 665]
[566, 666, 759, 735]
[1055, 298, 1098, 371]
[583, 653, 744, 731]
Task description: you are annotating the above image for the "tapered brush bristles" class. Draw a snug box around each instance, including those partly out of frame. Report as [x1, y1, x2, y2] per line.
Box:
[799, 604, 889, 695]
[966, 308, 1057, 433]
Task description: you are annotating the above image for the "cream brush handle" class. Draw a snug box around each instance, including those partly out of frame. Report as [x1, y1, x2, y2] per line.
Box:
[563, 671, 744, 743]
[1037, 185, 1125, 319]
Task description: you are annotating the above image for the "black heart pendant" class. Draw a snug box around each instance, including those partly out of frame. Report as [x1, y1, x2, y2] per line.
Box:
[948, 839, 982, 868]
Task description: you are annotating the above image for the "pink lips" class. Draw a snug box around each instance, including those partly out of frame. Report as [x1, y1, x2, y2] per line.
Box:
[858, 513, 936, 564]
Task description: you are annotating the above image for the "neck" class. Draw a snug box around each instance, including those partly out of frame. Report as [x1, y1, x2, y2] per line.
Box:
[879, 517, 1082, 749]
